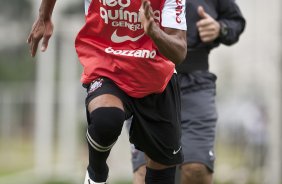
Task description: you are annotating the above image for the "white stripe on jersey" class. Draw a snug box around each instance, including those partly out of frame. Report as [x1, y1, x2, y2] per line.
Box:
[85, 0, 92, 15]
[162, 0, 187, 30]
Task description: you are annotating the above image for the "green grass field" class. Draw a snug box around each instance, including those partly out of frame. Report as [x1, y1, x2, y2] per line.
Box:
[0, 138, 271, 184]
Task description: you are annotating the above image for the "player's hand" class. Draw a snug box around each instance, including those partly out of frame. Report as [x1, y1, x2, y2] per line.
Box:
[27, 17, 53, 57]
[196, 6, 220, 43]
[139, 0, 156, 37]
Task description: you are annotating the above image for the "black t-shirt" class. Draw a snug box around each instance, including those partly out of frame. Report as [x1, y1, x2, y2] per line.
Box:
[177, 0, 246, 73]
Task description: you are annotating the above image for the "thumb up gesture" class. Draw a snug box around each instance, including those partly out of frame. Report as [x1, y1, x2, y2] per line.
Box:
[196, 6, 220, 43]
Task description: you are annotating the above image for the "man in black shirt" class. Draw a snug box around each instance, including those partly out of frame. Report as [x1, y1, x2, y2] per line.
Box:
[128, 0, 246, 183]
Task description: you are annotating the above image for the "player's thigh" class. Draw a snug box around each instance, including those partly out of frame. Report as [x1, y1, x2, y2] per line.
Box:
[130, 74, 182, 167]
[84, 77, 128, 113]
[88, 94, 124, 112]
[146, 157, 176, 170]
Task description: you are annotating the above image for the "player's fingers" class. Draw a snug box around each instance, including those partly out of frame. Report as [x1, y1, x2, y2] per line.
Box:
[140, 0, 145, 12]
[28, 37, 33, 56]
[31, 39, 39, 57]
[29, 32, 41, 57]
[196, 18, 212, 28]
[198, 24, 214, 33]
[199, 31, 216, 42]
[41, 22, 53, 51]
[199, 22, 219, 38]
[27, 33, 32, 43]
[27, 23, 36, 43]
[198, 25, 218, 40]
[143, 0, 151, 19]
[200, 32, 212, 38]
[41, 33, 51, 52]
[28, 35, 35, 57]
[201, 36, 213, 43]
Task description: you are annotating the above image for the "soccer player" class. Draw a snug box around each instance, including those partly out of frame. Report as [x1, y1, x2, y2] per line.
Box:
[128, 0, 246, 183]
[27, 0, 187, 184]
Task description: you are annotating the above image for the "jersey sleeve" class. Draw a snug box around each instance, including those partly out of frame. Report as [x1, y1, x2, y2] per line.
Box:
[161, 0, 187, 30]
[84, 0, 91, 15]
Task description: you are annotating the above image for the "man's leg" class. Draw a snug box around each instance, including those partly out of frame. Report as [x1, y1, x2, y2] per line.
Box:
[128, 74, 182, 184]
[145, 158, 176, 184]
[133, 161, 213, 184]
[133, 164, 146, 184]
[85, 94, 125, 183]
[130, 144, 177, 184]
[133, 162, 213, 184]
[177, 71, 217, 184]
[180, 163, 212, 184]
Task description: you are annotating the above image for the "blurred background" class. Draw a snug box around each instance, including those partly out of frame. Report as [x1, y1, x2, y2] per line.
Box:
[0, 0, 281, 184]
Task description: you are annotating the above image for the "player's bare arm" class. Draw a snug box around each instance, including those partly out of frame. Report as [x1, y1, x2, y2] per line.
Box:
[196, 6, 220, 43]
[140, 0, 187, 65]
[27, 0, 56, 57]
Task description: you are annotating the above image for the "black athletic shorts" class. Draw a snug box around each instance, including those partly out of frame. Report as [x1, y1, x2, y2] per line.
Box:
[128, 71, 217, 172]
[84, 75, 183, 166]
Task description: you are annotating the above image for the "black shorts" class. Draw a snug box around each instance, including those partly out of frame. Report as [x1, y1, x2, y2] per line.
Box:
[128, 71, 217, 172]
[84, 75, 183, 166]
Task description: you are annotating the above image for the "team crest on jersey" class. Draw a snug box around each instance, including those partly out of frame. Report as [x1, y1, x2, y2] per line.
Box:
[88, 78, 104, 94]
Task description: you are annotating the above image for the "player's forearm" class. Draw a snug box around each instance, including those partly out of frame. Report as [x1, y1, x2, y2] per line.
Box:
[39, 0, 57, 20]
[149, 25, 187, 65]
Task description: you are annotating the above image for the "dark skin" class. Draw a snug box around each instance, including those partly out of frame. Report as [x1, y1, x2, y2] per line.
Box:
[27, 0, 55, 57]
[139, 0, 187, 64]
[27, 0, 187, 170]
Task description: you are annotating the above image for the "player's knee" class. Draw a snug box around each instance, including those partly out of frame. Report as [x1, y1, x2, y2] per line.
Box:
[181, 163, 210, 179]
[87, 107, 125, 150]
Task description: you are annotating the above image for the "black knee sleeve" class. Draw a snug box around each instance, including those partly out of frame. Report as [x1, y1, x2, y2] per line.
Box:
[86, 107, 125, 182]
[87, 107, 125, 151]
[145, 166, 176, 184]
